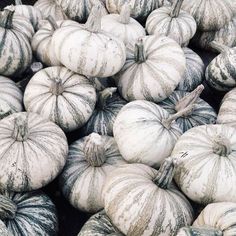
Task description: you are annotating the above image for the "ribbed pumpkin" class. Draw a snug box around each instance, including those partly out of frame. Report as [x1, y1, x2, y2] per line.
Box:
[0, 221, 8, 236]
[60, 133, 127, 213]
[182, 0, 234, 31]
[78, 210, 123, 236]
[116, 35, 186, 103]
[24, 66, 96, 132]
[101, 4, 145, 45]
[34, 0, 68, 21]
[51, 5, 126, 78]
[205, 41, 236, 92]
[81, 87, 127, 136]
[172, 124, 236, 205]
[0, 191, 58, 235]
[146, 0, 196, 46]
[103, 158, 194, 236]
[159, 85, 217, 133]
[0, 8, 33, 77]
[177, 202, 236, 236]
[0, 112, 68, 192]
[0, 76, 23, 120]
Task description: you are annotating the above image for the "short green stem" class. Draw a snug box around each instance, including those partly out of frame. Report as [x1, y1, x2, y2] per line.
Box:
[213, 134, 231, 156]
[170, 0, 184, 18]
[135, 39, 146, 63]
[51, 78, 64, 95]
[85, 4, 102, 33]
[97, 87, 117, 109]
[13, 114, 29, 142]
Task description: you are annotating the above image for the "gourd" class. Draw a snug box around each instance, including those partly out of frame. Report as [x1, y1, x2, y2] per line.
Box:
[146, 0, 196, 46]
[0, 190, 58, 235]
[78, 210, 123, 236]
[177, 202, 236, 236]
[0, 112, 68, 192]
[101, 4, 145, 45]
[0, 8, 33, 77]
[51, 5, 126, 78]
[34, 0, 68, 21]
[24, 66, 97, 132]
[81, 87, 127, 136]
[60, 133, 127, 213]
[103, 158, 194, 236]
[176, 48, 204, 91]
[172, 124, 236, 205]
[113, 100, 193, 167]
[0, 221, 9, 236]
[182, 0, 235, 31]
[0, 76, 23, 120]
[116, 35, 186, 103]
[205, 41, 236, 92]
[159, 85, 217, 132]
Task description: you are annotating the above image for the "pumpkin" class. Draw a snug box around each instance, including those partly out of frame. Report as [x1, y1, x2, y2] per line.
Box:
[176, 47, 204, 92]
[51, 5, 126, 78]
[24, 66, 96, 132]
[0, 190, 58, 235]
[159, 85, 217, 133]
[182, 0, 234, 31]
[146, 0, 196, 46]
[112, 100, 194, 167]
[0, 76, 23, 120]
[0, 221, 8, 236]
[78, 210, 123, 236]
[177, 202, 236, 236]
[103, 158, 194, 236]
[81, 87, 127, 136]
[205, 41, 236, 92]
[116, 35, 186, 103]
[101, 3, 145, 45]
[60, 133, 127, 213]
[172, 124, 236, 205]
[0, 8, 33, 77]
[0, 112, 68, 192]
[34, 0, 68, 21]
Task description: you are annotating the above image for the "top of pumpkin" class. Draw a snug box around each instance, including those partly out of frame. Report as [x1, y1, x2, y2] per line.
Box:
[0, 194, 17, 220]
[51, 78, 64, 95]
[134, 39, 146, 63]
[12, 114, 29, 142]
[212, 134, 232, 157]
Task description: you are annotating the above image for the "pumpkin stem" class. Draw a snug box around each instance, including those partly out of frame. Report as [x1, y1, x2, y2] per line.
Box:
[0, 106, 13, 120]
[83, 133, 106, 167]
[85, 4, 102, 33]
[213, 135, 232, 156]
[46, 16, 59, 30]
[119, 3, 131, 24]
[51, 78, 64, 95]
[209, 41, 230, 53]
[0, 7, 14, 29]
[170, 0, 184, 18]
[15, 0, 23, 5]
[177, 226, 223, 236]
[135, 39, 146, 63]
[0, 195, 17, 220]
[13, 114, 29, 142]
[175, 85, 204, 112]
[97, 87, 117, 109]
[153, 157, 176, 189]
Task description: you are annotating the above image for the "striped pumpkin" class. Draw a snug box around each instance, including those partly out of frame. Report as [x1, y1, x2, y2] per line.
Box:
[172, 124, 236, 205]
[101, 4, 145, 45]
[60, 133, 127, 213]
[0, 76, 23, 120]
[103, 159, 194, 236]
[182, 0, 234, 31]
[0, 191, 58, 235]
[0, 112, 68, 192]
[158, 85, 217, 133]
[0, 221, 8, 236]
[205, 42, 236, 91]
[176, 48, 204, 92]
[24, 66, 96, 132]
[177, 202, 236, 236]
[116, 35, 186, 103]
[34, 0, 68, 21]
[113, 100, 186, 167]
[0, 8, 33, 77]
[146, 0, 196, 46]
[78, 210, 123, 236]
[51, 5, 126, 78]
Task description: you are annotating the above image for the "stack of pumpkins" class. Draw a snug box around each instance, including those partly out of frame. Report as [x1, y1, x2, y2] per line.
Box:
[0, 0, 236, 235]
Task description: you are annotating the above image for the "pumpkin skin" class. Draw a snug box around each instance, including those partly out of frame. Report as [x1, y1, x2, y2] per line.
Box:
[0, 112, 68, 192]
[24, 66, 96, 132]
[0, 191, 58, 235]
[0, 221, 8, 236]
[172, 124, 236, 205]
[103, 159, 194, 236]
[146, 0, 196, 46]
[60, 133, 127, 213]
[116, 35, 186, 103]
[113, 100, 183, 167]
[182, 0, 234, 31]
